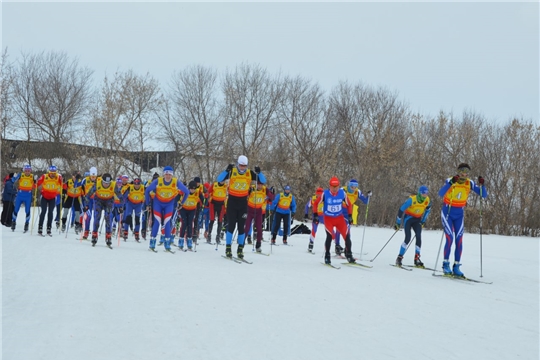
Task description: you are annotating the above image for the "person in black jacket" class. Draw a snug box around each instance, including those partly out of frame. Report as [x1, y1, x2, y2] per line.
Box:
[2, 173, 17, 227]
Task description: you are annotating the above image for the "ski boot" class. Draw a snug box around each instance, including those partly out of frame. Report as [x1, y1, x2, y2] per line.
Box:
[187, 238, 193, 250]
[105, 233, 112, 247]
[215, 234, 221, 245]
[149, 238, 157, 251]
[225, 244, 232, 258]
[123, 230, 129, 241]
[414, 254, 425, 268]
[158, 234, 165, 246]
[256, 241, 262, 253]
[11, 222, 16, 231]
[47, 228, 52, 236]
[91, 231, 98, 246]
[61, 219, 66, 232]
[178, 238, 185, 250]
[396, 255, 403, 267]
[164, 238, 172, 251]
[345, 251, 356, 264]
[237, 244, 244, 259]
[82, 230, 89, 240]
[324, 252, 331, 265]
[24, 223, 29, 233]
[308, 241, 314, 253]
[38, 226, 43, 236]
[246, 235, 252, 245]
[134, 232, 140, 242]
[335, 244, 344, 256]
[141, 229, 147, 240]
[283, 237, 288, 245]
[453, 263, 464, 277]
[55, 221, 60, 229]
[442, 260, 452, 275]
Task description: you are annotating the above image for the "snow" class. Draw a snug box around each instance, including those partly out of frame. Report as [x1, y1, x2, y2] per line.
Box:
[1, 218, 538, 360]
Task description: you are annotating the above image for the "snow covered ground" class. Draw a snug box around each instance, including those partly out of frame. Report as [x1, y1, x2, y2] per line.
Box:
[1, 217, 538, 360]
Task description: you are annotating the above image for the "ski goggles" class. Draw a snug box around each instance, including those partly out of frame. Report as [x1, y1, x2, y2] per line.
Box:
[458, 167, 470, 174]
[163, 170, 174, 175]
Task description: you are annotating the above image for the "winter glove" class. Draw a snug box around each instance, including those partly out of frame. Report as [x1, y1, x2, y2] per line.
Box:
[366, 190, 372, 197]
[478, 176, 485, 185]
[83, 206, 89, 212]
[420, 222, 425, 228]
[118, 207, 123, 214]
[348, 214, 354, 223]
[226, 163, 234, 173]
[449, 175, 460, 185]
[254, 166, 261, 174]
[394, 223, 400, 231]
[313, 214, 319, 225]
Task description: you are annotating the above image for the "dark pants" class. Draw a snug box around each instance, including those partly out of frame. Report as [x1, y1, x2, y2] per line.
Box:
[244, 206, 263, 243]
[272, 212, 290, 241]
[1, 200, 14, 226]
[38, 197, 56, 230]
[180, 208, 196, 239]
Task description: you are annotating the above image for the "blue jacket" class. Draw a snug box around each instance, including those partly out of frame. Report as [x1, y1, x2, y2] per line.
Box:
[2, 179, 17, 202]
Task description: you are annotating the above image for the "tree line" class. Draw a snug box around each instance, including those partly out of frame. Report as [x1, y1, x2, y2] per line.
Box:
[1, 49, 538, 237]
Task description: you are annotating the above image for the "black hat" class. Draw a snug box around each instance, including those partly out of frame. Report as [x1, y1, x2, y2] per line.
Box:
[457, 163, 470, 170]
[152, 172, 159, 180]
[102, 173, 113, 183]
[188, 180, 197, 189]
[194, 176, 201, 183]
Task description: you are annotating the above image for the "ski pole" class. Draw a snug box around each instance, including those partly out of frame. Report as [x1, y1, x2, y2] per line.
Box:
[479, 186, 484, 277]
[433, 188, 453, 275]
[359, 196, 370, 260]
[64, 205, 73, 239]
[369, 228, 400, 262]
[30, 178, 38, 235]
[117, 213, 123, 247]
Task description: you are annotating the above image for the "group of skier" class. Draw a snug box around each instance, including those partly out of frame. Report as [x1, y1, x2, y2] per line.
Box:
[3, 158, 487, 277]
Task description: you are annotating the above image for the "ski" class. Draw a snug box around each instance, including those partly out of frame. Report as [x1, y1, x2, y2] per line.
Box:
[321, 262, 341, 269]
[307, 251, 316, 255]
[253, 251, 270, 256]
[148, 248, 158, 253]
[342, 262, 373, 269]
[187, 248, 197, 253]
[233, 257, 252, 264]
[403, 264, 442, 272]
[432, 274, 493, 284]
[164, 249, 176, 254]
[222, 255, 242, 263]
[390, 264, 413, 271]
[106, 244, 113, 250]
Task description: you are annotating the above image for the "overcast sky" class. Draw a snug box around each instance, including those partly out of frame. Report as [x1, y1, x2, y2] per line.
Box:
[2, 1, 538, 124]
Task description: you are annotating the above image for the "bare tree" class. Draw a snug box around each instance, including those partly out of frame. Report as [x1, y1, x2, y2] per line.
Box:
[168, 65, 226, 182]
[221, 63, 284, 163]
[11, 51, 93, 144]
[84, 70, 162, 177]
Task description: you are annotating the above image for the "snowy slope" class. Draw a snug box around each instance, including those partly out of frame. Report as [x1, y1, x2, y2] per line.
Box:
[1, 219, 538, 360]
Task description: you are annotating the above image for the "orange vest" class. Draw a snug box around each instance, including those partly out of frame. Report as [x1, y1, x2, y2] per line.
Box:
[443, 179, 471, 208]
[404, 195, 431, 218]
[211, 183, 227, 202]
[311, 194, 324, 214]
[18, 174, 34, 192]
[182, 192, 200, 211]
[66, 179, 82, 198]
[155, 177, 179, 202]
[95, 180, 116, 200]
[228, 168, 251, 198]
[248, 186, 267, 209]
[41, 174, 62, 198]
[127, 185, 145, 204]
[277, 192, 293, 211]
